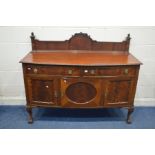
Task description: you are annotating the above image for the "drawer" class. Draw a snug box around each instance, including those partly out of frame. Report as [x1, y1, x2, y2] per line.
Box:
[23, 64, 137, 77]
[24, 65, 62, 75]
[23, 64, 81, 76]
[81, 66, 137, 77]
[99, 66, 137, 76]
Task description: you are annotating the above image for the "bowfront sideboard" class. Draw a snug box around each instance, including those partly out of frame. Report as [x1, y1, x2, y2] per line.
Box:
[20, 32, 142, 124]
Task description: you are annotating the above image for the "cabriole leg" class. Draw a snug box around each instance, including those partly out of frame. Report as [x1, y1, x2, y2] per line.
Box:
[126, 107, 134, 124]
[26, 106, 33, 124]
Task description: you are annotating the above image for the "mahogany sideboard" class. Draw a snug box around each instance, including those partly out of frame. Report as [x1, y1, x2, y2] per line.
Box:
[20, 32, 142, 124]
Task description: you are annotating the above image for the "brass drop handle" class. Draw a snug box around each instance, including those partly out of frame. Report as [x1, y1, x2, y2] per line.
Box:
[105, 89, 108, 98]
[27, 67, 31, 70]
[61, 92, 64, 97]
[105, 92, 107, 98]
[54, 91, 58, 98]
[45, 85, 49, 88]
[90, 70, 95, 74]
[34, 68, 38, 73]
[124, 69, 128, 75]
[68, 69, 73, 74]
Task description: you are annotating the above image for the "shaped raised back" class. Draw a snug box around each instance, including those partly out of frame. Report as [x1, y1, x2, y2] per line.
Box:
[30, 32, 131, 52]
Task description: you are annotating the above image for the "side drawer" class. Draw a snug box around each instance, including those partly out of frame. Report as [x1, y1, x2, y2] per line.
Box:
[23, 64, 81, 76]
[99, 66, 137, 76]
[81, 66, 138, 77]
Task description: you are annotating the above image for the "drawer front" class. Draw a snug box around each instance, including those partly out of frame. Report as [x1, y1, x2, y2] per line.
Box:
[24, 65, 81, 76]
[23, 64, 137, 77]
[24, 65, 63, 75]
[98, 66, 137, 76]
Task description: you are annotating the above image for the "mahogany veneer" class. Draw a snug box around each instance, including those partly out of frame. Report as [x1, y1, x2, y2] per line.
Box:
[21, 51, 141, 66]
[20, 32, 142, 124]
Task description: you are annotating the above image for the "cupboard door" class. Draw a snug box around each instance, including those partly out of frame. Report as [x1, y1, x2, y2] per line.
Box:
[104, 77, 134, 107]
[61, 77, 102, 107]
[27, 76, 58, 106]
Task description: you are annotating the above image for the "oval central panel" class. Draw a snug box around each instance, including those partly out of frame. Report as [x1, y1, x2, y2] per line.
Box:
[65, 82, 97, 104]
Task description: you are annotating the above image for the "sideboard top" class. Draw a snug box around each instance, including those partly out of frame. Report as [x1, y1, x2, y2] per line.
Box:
[20, 33, 142, 66]
[20, 50, 142, 66]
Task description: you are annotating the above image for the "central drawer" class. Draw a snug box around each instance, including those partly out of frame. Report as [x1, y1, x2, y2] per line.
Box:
[23, 64, 137, 77]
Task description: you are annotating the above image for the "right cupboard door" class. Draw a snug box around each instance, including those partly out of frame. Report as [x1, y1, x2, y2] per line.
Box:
[104, 76, 134, 107]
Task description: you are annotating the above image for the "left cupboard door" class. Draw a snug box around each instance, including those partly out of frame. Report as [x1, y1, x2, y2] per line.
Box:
[26, 76, 59, 106]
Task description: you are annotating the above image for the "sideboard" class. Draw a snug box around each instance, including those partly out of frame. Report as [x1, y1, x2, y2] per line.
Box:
[20, 32, 142, 124]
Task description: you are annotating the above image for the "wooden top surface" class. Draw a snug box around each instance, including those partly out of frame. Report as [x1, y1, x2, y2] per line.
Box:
[20, 50, 142, 66]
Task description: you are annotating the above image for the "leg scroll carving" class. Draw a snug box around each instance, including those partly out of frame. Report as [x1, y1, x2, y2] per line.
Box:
[26, 107, 33, 124]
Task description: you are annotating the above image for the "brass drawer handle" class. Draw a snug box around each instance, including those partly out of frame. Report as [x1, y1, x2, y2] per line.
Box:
[105, 92, 107, 98]
[105, 89, 108, 98]
[45, 85, 49, 88]
[124, 69, 128, 75]
[27, 67, 31, 70]
[54, 91, 58, 98]
[61, 92, 64, 97]
[68, 69, 73, 74]
[33, 68, 38, 74]
[90, 70, 95, 74]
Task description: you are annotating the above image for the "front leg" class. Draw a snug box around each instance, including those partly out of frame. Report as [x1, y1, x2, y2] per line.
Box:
[126, 107, 134, 124]
[26, 106, 33, 124]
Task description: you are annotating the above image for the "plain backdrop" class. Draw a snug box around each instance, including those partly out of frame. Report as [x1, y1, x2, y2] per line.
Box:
[0, 0, 155, 155]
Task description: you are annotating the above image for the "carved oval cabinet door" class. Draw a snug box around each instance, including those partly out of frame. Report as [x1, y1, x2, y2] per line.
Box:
[61, 77, 102, 107]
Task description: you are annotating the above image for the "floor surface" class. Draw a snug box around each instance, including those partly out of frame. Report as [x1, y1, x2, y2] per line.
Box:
[0, 106, 155, 129]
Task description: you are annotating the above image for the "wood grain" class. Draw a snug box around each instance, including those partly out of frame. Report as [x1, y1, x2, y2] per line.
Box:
[21, 32, 142, 124]
[30, 32, 131, 51]
[20, 51, 142, 66]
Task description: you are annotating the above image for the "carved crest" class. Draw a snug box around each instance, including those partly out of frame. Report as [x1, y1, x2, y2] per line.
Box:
[69, 32, 93, 41]
[68, 32, 93, 50]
